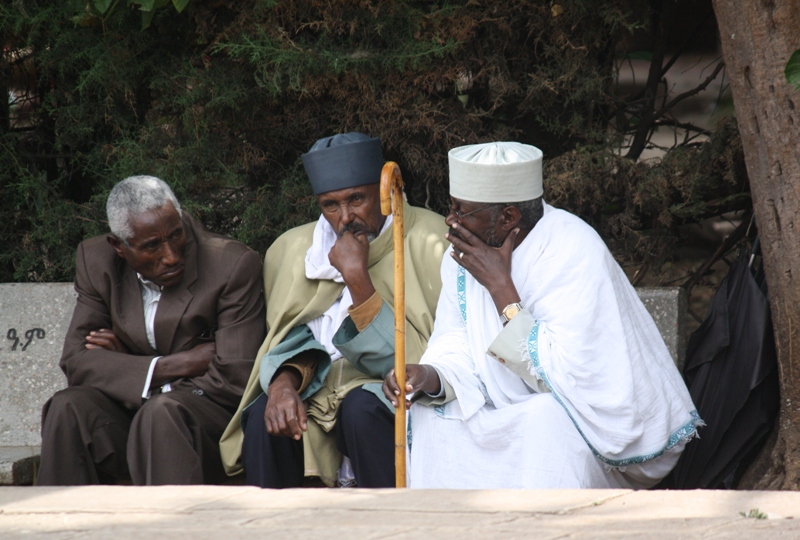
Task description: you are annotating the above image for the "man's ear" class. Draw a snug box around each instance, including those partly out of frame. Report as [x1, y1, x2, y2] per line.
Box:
[498, 206, 522, 232]
[106, 235, 127, 260]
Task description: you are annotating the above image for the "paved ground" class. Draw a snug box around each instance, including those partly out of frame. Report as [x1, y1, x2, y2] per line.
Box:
[1, 486, 799, 539]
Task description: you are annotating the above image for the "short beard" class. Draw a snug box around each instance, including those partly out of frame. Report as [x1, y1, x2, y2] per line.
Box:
[485, 229, 502, 248]
[338, 221, 378, 242]
[484, 207, 503, 248]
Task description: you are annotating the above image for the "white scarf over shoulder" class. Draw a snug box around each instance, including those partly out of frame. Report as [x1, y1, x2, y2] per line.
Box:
[421, 203, 700, 469]
[303, 213, 392, 360]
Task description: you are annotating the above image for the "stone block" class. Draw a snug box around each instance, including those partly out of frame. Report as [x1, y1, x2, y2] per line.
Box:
[0, 447, 39, 485]
[0, 283, 74, 448]
[636, 287, 687, 369]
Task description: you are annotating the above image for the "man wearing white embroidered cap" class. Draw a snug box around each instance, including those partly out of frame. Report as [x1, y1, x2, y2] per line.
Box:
[384, 141, 701, 489]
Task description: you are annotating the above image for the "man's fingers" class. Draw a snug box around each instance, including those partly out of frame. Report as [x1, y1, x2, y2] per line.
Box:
[383, 370, 403, 407]
[85, 329, 126, 352]
[85, 335, 113, 350]
[287, 409, 304, 440]
[297, 400, 308, 432]
[387, 370, 400, 394]
[446, 231, 468, 253]
[405, 365, 428, 393]
[451, 222, 476, 241]
[502, 228, 520, 252]
[383, 380, 400, 407]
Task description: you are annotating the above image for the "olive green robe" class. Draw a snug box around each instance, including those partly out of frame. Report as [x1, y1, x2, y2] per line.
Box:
[219, 201, 448, 484]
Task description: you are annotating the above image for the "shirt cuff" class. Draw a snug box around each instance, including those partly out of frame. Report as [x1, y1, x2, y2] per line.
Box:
[414, 368, 456, 406]
[425, 370, 446, 398]
[281, 354, 318, 394]
[486, 310, 549, 394]
[142, 356, 162, 399]
[348, 291, 383, 332]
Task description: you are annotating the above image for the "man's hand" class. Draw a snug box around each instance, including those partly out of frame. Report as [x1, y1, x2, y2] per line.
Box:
[447, 223, 522, 314]
[84, 328, 129, 353]
[383, 364, 442, 410]
[265, 368, 307, 440]
[152, 342, 216, 385]
[328, 230, 376, 306]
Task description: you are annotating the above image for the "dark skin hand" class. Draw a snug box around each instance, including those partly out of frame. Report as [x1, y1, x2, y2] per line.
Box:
[265, 365, 307, 440]
[151, 342, 216, 385]
[328, 230, 376, 307]
[383, 364, 442, 410]
[85, 328, 129, 353]
[264, 229, 373, 440]
[84, 329, 215, 387]
[446, 222, 522, 314]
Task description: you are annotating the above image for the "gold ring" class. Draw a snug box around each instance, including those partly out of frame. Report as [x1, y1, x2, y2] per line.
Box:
[459, 252, 464, 260]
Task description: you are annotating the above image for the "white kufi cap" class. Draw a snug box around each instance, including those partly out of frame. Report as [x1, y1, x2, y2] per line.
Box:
[448, 141, 543, 203]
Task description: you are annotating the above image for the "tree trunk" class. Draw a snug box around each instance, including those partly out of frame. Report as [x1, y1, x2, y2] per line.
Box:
[712, 0, 800, 489]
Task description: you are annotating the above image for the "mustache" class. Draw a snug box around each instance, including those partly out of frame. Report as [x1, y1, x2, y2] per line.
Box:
[338, 221, 377, 240]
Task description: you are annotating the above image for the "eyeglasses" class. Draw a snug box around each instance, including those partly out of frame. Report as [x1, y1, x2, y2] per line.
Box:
[450, 203, 502, 220]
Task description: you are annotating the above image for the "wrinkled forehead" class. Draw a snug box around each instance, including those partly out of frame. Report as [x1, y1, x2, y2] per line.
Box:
[316, 183, 380, 203]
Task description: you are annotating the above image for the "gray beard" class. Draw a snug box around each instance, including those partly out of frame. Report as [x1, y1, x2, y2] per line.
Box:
[338, 222, 378, 242]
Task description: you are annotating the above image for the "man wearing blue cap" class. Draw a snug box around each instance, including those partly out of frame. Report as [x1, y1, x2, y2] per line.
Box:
[219, 133, 449, 487]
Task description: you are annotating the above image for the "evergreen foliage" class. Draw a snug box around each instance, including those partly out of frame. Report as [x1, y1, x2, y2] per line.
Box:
[1, 0, 746, 283]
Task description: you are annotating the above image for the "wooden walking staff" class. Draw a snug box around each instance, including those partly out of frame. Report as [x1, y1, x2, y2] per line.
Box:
[380, 161, 407, 488]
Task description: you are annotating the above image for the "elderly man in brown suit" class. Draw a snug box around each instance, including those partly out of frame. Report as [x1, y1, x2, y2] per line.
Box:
[37, 175, 265, 485]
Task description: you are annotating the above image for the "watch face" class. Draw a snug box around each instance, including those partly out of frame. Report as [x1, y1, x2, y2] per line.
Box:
[502, 303, 522, 321]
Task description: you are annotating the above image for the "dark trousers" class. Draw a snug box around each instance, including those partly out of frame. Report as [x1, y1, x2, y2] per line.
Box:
[37, 386, 232, 486]
[241, 386, 394, 488]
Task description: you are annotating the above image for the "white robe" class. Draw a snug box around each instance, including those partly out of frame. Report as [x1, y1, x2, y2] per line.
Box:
[409, 203, 701, 489]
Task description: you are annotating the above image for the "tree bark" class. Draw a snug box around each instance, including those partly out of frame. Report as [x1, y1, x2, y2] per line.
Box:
[712, 0, 800, 489]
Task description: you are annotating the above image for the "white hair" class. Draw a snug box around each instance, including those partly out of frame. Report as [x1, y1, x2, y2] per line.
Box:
[106, 176, 181, 242]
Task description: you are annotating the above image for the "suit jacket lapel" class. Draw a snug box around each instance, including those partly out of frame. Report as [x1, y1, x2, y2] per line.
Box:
[154, 217, 198, 354]
[116, 261, 156, 355]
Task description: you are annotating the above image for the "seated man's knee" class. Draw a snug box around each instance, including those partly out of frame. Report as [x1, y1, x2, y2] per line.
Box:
[133, 393, 188, 434]
[43, 386, 109, 424]
[339, 387, 390, 430]
[131, 393, 193, 443]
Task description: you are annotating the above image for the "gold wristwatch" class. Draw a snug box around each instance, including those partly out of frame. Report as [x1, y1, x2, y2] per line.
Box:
[500, 302, 524, 324]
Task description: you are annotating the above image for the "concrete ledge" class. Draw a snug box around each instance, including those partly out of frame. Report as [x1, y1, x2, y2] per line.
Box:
[0, 283, 74, 448]
[0, 486, 798, 538]
[637, 287, 687, 368]
[0, 447, 39, 486]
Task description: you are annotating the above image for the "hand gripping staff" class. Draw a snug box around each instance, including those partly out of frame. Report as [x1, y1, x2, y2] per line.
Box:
[380, 161, 407, 488]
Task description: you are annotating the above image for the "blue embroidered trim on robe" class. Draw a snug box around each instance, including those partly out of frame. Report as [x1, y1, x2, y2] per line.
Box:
[525, 322, 701, 468]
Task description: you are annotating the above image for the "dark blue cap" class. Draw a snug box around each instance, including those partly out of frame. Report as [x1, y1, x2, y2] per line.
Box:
[301, 132, 384, 195]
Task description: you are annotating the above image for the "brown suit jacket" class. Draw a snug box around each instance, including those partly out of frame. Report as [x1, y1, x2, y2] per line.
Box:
[60, 213, 266, 411]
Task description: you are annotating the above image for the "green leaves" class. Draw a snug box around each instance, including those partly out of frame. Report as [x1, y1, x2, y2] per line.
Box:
[786, 50, 800, 90]
[131, 0, 187, 29]
[92, 0, 114, 14]
[173, 0, 191, 13]
[91, 0, 190, 29]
